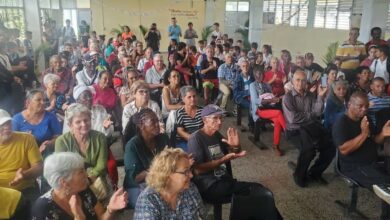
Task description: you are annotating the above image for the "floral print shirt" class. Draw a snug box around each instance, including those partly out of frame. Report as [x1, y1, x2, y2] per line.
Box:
[133, 183, 206, 220]
[32, 188, 97, 220]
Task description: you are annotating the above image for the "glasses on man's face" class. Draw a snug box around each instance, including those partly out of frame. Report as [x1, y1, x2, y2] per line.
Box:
[137, 89, 149, 95]
[175, 167, 193, 177]
[129, 76, 138, 81]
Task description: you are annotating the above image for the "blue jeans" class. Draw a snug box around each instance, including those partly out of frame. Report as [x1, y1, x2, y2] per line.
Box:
[126, 186, 142, 208]
[176, 141, 188, 152]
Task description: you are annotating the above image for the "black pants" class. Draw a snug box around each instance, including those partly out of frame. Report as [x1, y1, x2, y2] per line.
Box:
[201, 178, 281, 220]
[344, 164, 390, 219]
[287, 122, 336, 181]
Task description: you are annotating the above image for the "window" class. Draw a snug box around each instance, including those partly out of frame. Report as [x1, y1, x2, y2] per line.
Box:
[314, 0, 353, 30]
[0, 0, 25, 37]
[226, 1, 249, 12]
[38, 0, 59, 9]
[263, 0, 308, 27]
[0, 0, 23, 7]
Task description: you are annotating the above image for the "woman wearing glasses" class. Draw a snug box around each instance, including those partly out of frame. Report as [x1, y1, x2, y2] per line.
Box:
[133, 148, 206, 219]
[124, 109, 169, 208]
[122, 81, 162, 133]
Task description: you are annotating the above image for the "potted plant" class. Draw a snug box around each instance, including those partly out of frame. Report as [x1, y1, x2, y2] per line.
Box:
[322, 42, 339, 65]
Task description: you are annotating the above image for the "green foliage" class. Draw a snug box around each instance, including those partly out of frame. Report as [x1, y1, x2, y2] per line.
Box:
[235, 19, 250, 50]
[201, 25, 213, 42]
[110, 25, 125, 36]
[322, 42, 339, 65]
[139, 25, 148, 36]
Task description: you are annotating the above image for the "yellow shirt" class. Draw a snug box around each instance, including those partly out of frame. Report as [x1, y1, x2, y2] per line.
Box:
[0, 132, 42, 191]
[336, 40, 366, 70]
[0, 187, 21, 219]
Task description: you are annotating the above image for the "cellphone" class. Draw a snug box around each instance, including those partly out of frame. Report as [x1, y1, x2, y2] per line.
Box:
[321, 75, 328, 88]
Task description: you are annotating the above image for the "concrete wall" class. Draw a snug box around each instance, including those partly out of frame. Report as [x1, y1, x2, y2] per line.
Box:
[261, 25, 349, 66]
[90, 0, 205, 53]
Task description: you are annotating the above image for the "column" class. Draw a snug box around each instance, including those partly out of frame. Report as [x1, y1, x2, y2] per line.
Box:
[204, 0, 216, 27]
[360, 0, 389, 43]
[306, 0, 316, 28]
[248, 0, 263, 44]
[23, 0, 42, 49]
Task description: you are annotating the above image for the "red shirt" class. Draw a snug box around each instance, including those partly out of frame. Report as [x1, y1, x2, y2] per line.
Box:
[92, 84, 117, 111]
[263, 70, 285, 97]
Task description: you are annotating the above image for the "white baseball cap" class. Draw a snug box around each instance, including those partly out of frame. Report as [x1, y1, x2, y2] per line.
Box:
[0, 109, 12, 126]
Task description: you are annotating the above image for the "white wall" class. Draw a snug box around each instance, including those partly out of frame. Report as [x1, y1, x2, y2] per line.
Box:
[261, 25, 348, 66]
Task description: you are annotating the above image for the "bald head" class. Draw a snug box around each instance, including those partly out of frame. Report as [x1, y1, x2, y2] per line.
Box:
[347, 91, 368, 119]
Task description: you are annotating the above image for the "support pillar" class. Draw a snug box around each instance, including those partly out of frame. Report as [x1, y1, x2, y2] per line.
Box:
[360, 0, 389, 43]
[248, 0, 263, 44]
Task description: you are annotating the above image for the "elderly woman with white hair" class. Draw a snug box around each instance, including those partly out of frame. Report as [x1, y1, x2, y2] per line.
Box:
[32, 152, 127, 220]
[64, 86, 114, 137]
[133, 148, 206, 219]
[41, 55, 73, 96]
[55, 103, 111, 195]
[43, 73, 71, 114]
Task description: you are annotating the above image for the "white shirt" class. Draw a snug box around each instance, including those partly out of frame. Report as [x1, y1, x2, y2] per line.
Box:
[370, 58, 389, 84]
[122, 100, 162, 132]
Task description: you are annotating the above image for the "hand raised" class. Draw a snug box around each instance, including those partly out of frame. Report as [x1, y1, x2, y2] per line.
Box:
[69, 195, 86, 220]
[222, 127, 240, 147]
[360, 116, 370, 136]
[381, 120, 390, 136]
[317, 85, 327, 97]
[108, 187, 128, 212]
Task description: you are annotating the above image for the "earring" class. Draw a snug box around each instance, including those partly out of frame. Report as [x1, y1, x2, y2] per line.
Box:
[65, 187, 71, 196]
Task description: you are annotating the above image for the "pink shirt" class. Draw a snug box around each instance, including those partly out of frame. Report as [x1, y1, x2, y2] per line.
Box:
[92, 84, 117, 111]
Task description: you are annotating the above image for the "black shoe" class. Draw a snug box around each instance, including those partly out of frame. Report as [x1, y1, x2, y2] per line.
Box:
[293, 173, 307, 188]
[309, 174, 328, 185]
[248, 136, 268, 150]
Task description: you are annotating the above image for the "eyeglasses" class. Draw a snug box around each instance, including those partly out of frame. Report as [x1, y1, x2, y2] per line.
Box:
[129, 76, 138, 80]
[174, 167, 193, 176]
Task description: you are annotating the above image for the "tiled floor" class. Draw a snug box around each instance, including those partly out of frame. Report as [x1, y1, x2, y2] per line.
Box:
[111, 115, 383, 220]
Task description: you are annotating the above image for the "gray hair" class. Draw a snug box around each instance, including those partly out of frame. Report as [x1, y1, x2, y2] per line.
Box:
[153, 53, 163, 60]
[331, 80, 349, 91]
[65, 103, 91, 124]
[180, 86, 196, 98]
[26, 89, 44, 101]
[43, 73, 60, 86]
[44, 152, 84, 189]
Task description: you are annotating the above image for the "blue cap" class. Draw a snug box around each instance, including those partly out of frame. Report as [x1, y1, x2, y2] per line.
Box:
[201, 104, 226, 117]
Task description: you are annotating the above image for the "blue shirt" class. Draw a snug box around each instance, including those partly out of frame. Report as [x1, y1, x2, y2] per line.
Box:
[323, 95, 346, 131]
[12, 111, 62, 145]
[217, 63, 239, 82]
[168, 25, 181, 41]
[249, 81, 272, 122]
[368, 92, 390, 127]
[134, 183, 206, 220]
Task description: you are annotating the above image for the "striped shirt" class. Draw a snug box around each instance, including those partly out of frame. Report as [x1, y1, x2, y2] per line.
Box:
[176, 106, 203, 141]
[368, 92, 390, 127]
[336, 40, 366, 70]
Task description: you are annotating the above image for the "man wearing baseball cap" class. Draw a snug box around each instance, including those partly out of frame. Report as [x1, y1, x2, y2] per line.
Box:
[187, 104, 281, 219]
[75, 51, 100, 86]
[0, 109, 43, 203]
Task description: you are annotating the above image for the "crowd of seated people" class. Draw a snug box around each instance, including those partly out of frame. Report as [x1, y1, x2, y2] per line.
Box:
[1, 16, 390, 219]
